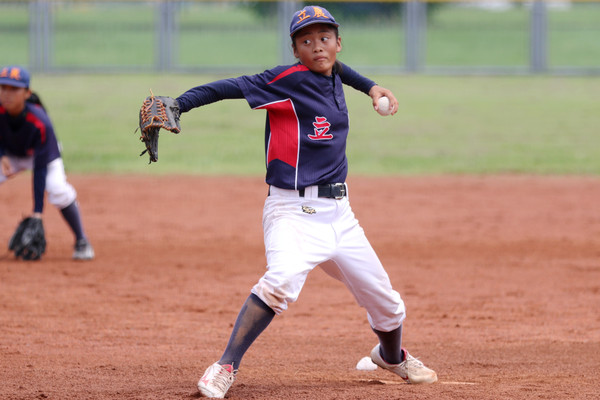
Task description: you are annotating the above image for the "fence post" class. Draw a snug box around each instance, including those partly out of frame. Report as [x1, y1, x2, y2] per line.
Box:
[29, 0, 52, 72]
[279, 0, 299, 65]
[156, 0, 178, 72]
[530, 0, 548, 73]
[28, 0, 40, 71]
[404, 0, 425, 73]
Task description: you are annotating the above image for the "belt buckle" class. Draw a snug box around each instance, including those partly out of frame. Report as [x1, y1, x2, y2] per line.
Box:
[332, 183, 346, 199]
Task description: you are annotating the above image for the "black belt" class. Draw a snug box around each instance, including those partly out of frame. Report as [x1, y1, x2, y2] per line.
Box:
[299, 183, 347, 199]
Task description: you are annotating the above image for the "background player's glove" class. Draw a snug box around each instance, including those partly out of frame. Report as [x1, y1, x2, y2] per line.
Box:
[8, 217, 47, 261]
[137, 93, 181, 163]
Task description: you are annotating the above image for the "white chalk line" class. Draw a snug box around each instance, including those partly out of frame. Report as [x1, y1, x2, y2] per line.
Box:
[357, 379, 478, 386]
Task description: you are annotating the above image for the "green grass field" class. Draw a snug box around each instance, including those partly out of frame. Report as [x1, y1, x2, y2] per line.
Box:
[30, 73, 600, 176]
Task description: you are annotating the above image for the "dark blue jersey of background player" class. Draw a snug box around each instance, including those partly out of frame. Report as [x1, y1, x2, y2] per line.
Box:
[176, 62, 376, 190]
[0, 98, 62, 212]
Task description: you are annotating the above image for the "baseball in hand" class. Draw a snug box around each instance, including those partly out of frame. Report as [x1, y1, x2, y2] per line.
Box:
[376, 96, 391, 116]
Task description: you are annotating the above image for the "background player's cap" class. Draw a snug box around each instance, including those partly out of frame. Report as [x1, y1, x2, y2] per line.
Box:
[290, 5, 339, 37]
[0, 66, 30, 88]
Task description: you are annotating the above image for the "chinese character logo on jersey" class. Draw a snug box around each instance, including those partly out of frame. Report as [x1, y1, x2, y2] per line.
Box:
[308, 116, 333, 140]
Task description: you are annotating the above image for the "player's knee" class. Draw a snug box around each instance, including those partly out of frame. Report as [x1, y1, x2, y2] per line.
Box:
[47, 186, 77, 209]
[252, 279, 297, 315]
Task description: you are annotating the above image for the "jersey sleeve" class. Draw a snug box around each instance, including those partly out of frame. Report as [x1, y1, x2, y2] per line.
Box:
[176, 78, 244, 113]
[32, 166, 47, 213]
[29, 105, 60, 213]
[338, 63, 377, 94]
[234, 64, 307, 109]
[32, 144, 49, 213]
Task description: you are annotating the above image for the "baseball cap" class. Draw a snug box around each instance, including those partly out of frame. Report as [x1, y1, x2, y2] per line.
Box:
[0, 66, 30, 88]
[290, 5, 339, 37]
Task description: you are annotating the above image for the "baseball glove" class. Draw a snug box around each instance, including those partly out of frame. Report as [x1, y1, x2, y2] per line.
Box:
[137, 92, 181, 163]
[8, 217, 47, 261]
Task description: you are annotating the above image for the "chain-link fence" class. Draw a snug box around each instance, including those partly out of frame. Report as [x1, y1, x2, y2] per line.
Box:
[1, 0, 599, 75]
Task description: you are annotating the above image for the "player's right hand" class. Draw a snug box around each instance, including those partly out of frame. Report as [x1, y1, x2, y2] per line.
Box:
[368, 85, 398, 116]
[1, 156, 14, 177]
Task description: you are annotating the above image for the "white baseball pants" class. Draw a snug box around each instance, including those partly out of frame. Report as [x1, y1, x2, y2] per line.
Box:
[0, 156, 77, 209]
[252, 184, 405, 332]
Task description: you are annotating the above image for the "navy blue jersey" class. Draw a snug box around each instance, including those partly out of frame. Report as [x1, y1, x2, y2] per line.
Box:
[237, 63, 374, 189]
[176, 62, 376, 190]
[0, 102, 62, 212]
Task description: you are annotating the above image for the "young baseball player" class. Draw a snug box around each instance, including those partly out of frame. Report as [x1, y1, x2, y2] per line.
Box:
[168, 5, 436, 398]
[0, 65, 94, 260]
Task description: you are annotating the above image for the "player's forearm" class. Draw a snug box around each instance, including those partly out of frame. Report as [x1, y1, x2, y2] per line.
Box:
[32, 166, 47, 213]
[176, 78, 244, 113]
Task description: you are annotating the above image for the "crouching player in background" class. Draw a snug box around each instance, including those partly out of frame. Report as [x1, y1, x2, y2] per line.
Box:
[0, 65, 94, 260]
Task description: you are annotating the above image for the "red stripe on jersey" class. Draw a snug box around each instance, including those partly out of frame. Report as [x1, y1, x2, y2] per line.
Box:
[257, 99, 299, 168]
[268, 64, 309, 85]
[26, 111, 46, 144]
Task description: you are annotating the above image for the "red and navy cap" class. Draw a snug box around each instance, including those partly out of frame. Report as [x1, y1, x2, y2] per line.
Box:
[290, 5, 339, 37]
[0, 66, 30, 88]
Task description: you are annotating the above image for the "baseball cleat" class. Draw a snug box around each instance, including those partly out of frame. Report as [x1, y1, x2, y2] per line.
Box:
[197, 362, 237, 398]
[72, 238, 95, 260]
[370, 344, 437, 384]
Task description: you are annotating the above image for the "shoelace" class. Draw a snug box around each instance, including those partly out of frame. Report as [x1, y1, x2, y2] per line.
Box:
[209, 365, 236, 392]
[404, 354, 427, 369]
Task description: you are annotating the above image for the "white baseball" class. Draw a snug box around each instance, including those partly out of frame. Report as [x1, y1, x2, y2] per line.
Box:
[356, 356, 378, 371]
[377, 96, 391, 116]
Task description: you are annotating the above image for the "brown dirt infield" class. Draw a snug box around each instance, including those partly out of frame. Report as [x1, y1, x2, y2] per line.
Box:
[1, 174, 599, 400]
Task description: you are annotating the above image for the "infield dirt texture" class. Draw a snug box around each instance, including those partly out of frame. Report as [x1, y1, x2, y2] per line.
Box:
[1, 174, 599, 399]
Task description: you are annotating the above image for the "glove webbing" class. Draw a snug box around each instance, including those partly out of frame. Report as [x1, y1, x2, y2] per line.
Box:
[140, 95, 170, 131]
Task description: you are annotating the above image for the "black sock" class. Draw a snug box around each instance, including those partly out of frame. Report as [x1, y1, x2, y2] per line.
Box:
[219, 293, 275, 368]
[60, 201, 86, 241]
[373, 325, 403, 364]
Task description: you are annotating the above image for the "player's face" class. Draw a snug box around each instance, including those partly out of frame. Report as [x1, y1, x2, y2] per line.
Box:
[0, 85, 30, 116]
[293, 24, 341, 76]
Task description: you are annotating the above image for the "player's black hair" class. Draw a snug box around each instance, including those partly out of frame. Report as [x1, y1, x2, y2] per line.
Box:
[332, 60, 343, 75]
[26, 91, 45, 111]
